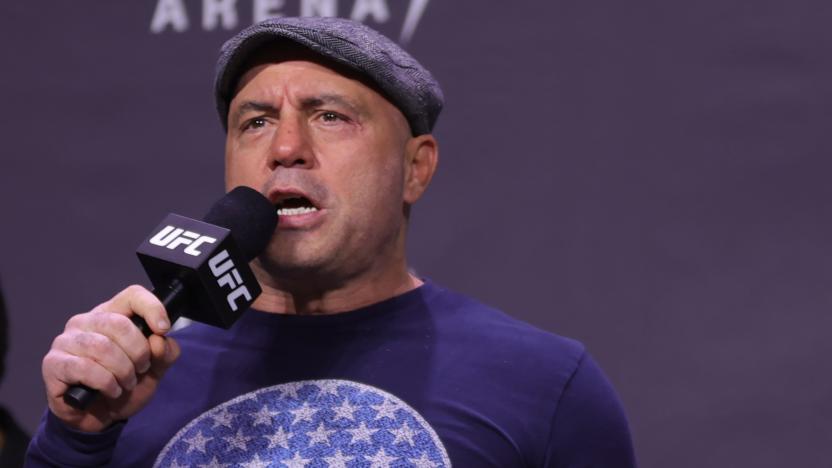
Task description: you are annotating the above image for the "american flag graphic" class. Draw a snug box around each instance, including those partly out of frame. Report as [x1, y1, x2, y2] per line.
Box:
[154, 380, 450, 467]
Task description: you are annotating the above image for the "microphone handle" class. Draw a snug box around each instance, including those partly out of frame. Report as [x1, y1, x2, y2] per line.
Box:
[62, 279, 186, 410]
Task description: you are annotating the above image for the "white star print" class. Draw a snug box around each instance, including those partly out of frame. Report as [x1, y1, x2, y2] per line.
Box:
[154, 380, 451, 468]
[240, 453, 273, 468]
[306, 421, 335, 446]
[315, 381, 342, 400]
[367, 447, 398, 467]
[331, 399, 357, 421]
[224, 428, 250, 452]
[185, 430, 211, 454]
[411, 452, 439, 467]
[281, 382, 303, 400]
[320, 382, 341, 399]
[210, 407, 236, 430]
[252, 404, 277, 427]
[371, 398, 399, 421]
[198, 455, 229, 467]
[266, 426, 290, 450]
[392, 421, 417, 446]
[282, 452, 310, 468]
[346, 421, 378, 445]
[290, 402, 317, 425]
[323, 449, 353, 468]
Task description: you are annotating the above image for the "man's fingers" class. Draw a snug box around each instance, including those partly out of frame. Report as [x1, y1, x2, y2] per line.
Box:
[63, 312, 152, 374]
[42, 286, 182, 433]
[147, 336, 181, 379]
[51, 331, 139, 391]
[164, 337, 181, 365]
[43, 351, 124, 400]
[101, 284, 172, 335]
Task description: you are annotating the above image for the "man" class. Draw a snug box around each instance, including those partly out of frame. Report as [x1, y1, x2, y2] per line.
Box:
[27, 17, 636, 467]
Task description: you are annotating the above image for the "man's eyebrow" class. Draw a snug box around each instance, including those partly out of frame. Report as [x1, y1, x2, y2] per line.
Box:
[231, 95, 365, 124]
[232, 101, 278, 123]
[299, 94, 364, 114]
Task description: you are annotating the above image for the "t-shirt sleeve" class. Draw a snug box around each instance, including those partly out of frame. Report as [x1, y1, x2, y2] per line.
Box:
[25, 410, 125, 467]
[545, 352, 637, 468]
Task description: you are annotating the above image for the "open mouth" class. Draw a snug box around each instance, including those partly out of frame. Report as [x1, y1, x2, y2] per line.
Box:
[275, 195, 318, 216]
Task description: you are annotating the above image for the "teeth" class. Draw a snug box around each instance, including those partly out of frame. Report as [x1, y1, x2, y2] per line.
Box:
[277, 206, 318, 216]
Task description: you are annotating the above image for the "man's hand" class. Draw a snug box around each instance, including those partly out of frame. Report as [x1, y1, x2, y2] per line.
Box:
[41, 285, 181, 433]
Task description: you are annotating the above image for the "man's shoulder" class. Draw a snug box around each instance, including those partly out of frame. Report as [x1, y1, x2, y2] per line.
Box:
[419, 282, 638, 466]
[423, 281, 586, 373]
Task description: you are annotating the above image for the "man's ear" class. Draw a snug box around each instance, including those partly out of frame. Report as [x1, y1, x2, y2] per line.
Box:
[403, 134, 439, 204]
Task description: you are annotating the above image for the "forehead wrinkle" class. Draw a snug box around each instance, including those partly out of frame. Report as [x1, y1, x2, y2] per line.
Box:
[231, 62, 404, 132]
[230, 74, 294, 128]
[298, 93, 367, 116]
[233, 100, 278, 119]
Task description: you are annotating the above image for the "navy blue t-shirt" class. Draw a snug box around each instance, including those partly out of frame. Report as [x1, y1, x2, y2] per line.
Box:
[27, 281, 636, 467]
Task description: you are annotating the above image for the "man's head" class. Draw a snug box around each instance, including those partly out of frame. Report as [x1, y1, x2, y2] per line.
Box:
[214, 17, 444, 137]
[214, 18, 442, 294]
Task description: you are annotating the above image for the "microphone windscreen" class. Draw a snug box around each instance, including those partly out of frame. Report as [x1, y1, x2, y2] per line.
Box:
[202, 186, 277, 260]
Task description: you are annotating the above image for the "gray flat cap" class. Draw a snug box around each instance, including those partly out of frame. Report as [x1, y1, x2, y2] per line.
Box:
[214, 17, 444, 136]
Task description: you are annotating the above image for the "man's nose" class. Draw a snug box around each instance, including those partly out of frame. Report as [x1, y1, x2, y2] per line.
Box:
[267, 116, 314, 170]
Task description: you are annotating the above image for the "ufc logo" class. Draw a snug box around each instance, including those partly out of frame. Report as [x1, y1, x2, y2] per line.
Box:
[149, 225, 216, 257]
[208, 249, 252, 312]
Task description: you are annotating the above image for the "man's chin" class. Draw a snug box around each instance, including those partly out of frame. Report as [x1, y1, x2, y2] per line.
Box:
[253, 252, 338, 283]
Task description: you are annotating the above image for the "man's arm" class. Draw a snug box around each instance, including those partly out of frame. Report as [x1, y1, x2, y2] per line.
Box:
[25, 285, 180, 466]
[545, 352, 637, 468]
[26, 411, 124, 467]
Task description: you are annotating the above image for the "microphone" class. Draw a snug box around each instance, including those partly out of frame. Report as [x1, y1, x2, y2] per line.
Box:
[63, 186, 277, 409]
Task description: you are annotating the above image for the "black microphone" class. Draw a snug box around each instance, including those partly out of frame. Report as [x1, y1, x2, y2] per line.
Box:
[63, 186, 277, 409]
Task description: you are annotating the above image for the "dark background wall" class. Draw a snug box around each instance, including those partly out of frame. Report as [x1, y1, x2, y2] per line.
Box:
[2, 1, 831, 466]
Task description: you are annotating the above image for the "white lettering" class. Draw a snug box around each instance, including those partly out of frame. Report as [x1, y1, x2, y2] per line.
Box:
[149, 225, 182, 247]
[150, 0, 190, 33]
[208, 249, 251, 312]
[148, 1, 431, 40]
[183, 235, 217, 256]
[300, 0, 337, 17]
[217, 269, 242, 289]
[166, 230, 198, 250]
[149, 226, 216, 256]
[350, 0, 389, 23]
[253, 0, 285, 23]
[401, 0, 429, 43]
[226, 286, 253, 311]
[203, 0, 239, 30]
[209, 249, 234, 276]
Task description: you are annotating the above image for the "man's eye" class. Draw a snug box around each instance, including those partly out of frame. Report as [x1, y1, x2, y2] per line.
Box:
[243, 117, 267, 130]
[320, 112, 343, 123]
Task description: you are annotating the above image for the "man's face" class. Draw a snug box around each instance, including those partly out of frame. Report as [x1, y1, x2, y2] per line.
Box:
[225, 54, 414, 284]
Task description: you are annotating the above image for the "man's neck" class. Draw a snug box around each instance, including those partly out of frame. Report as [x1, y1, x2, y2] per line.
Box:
[249, 263, 422, 315]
